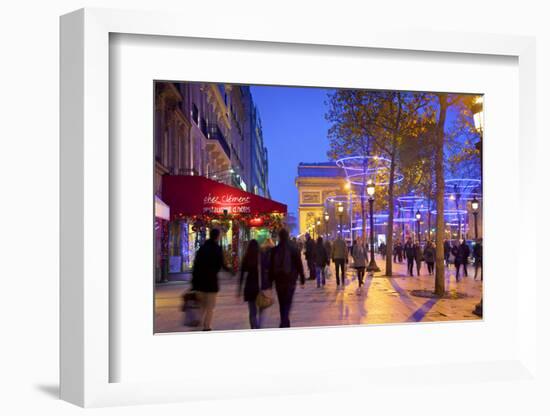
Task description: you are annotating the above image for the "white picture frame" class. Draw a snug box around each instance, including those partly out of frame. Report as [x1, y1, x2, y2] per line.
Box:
[60, 7, 538, 408]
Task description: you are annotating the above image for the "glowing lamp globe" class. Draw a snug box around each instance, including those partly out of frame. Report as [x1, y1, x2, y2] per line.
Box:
[366, 181, 375, 197]
[471, 197, 479, 212]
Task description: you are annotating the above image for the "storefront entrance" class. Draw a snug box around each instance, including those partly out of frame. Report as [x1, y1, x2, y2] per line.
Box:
[161, 175, 287, 276]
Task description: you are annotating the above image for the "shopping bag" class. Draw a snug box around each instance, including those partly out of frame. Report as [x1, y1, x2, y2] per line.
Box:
[256, 290, 274, 309]
[182, 290, 201, 327]
[325, 265, 332, 279]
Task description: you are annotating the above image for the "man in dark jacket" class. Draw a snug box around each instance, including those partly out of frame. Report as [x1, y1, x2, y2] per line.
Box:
[331, 235, 348, 287]
[404, 238, 415, 276]
[323, 239, 332, 267]
[314, 237, 329, 288]
[269, 228, 305, 328]
[444, 239, 451, 267]
[423, 241, 436, 275]
[191, 228, 230, 331]
[473, 239, 482, 280]
[413, 241, 423, 276]
[393, 240, 403, 263]
[455, 240, 471, 281]
[304, 233, 316, 280]
[379, 242, 387, 260]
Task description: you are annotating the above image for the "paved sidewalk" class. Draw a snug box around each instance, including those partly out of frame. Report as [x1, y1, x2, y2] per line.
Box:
[155, 255, 482, 333]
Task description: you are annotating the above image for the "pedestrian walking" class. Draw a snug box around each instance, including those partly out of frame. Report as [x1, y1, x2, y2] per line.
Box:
[444, 239, 451, 267]
[379, 242, 387, 260]
[414, 241, 423, 276]
[473, 239, 483, 280]
[237, 239, 273, 329]
[304, 233, 316, 281]
[394, 240, 403, 263]
[191, 228, 231, 331]
[331, 234, 348, 288]
[423, 240, 435, 275]
[453, 240, 470, 281]
[351, 237, 368, 289]
[324, 238, 332, 276]
[404, 238, 415, 276]
[297, 238, 304, 255]
[268, 228, 306, 328]
[314, 237, 329, 288]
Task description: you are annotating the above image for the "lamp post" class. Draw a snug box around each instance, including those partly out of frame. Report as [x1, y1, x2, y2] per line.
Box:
[471, 197, 479, 240]
[397, 203, 405, 244]
[415, 209, 421, 243]
[452, 184, 462, 240]
[366, 181, 380, 273]
[324, 212, 330, 237]
[337, 203, 344, 237]
[316, 218, 321, 239]
[472, 96, 484, 139]
[344, 180, 353, 242]
[471, 96, 484, 318]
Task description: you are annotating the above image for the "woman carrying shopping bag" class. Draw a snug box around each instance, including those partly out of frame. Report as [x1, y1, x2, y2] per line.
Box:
[238, 239, 273, 329]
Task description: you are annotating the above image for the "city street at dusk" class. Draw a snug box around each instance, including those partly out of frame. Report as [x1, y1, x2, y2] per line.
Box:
[154, 82, 483, 332]
[156, 255, 481, 333]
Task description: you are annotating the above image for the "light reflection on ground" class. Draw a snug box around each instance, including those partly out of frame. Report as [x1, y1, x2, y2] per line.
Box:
[155, 255, 482, 333]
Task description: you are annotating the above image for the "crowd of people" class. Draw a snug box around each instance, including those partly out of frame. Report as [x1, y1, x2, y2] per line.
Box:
[392, 237, 482, 281]
[188, 228, 482, 331]
[190, 227, 306, 331]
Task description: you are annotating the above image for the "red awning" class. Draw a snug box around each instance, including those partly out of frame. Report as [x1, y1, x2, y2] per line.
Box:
[162, 175, 287, 220]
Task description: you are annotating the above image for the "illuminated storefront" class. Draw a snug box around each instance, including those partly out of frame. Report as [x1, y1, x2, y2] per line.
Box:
[161, 175, 287, 274]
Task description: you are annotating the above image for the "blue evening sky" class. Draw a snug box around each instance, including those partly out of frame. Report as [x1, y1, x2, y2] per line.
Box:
[250, 85, 332, 216]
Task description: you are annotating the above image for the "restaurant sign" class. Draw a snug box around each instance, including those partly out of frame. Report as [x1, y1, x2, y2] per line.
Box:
[162, 175, 287, 219]
[203, 193, 252, 214]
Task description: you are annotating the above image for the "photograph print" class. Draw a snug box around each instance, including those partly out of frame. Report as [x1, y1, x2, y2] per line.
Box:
[154, 81, 483, 333]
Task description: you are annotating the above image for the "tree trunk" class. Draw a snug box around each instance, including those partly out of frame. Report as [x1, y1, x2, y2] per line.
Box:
[434, 94, 448, 297]
[385, 153, 396, 276]
[427, 196, 432, 241]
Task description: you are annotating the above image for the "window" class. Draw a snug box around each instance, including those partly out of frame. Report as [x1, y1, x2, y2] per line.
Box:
[191, 103, 199, 124]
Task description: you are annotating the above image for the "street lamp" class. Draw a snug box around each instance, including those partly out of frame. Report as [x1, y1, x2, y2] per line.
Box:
[324, 212, 330, 237]
[316, 218, 321, 239]
[344, 180, 353, 242]
[471, 197, 479, 240]
[366, 181, 380, 273]
[415, 209, 421, 243]
[471, 97, 484, 318]
[453, 184, 462, 240]
[337, 203, 344, 237]
[472, 96, 484, 137]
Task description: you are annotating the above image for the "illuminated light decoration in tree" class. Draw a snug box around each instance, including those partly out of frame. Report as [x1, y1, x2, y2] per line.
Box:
[429, 209, 468, 216]
[337, 155, 405, 187]
[444, 178, 481, 194]
[442, 179, 482, 240]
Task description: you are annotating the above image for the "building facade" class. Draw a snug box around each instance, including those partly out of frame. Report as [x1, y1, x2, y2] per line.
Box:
[241, 88, 270, 197]
[154, 81, 272, 281]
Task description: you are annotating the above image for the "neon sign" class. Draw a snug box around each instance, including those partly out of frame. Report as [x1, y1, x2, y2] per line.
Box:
[203, 193, 252, 214]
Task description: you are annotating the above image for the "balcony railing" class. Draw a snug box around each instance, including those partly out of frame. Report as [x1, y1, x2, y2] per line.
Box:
[208, 124, 231, 159]
[191, 103, 199, 124]
[198, 116, 231, 160]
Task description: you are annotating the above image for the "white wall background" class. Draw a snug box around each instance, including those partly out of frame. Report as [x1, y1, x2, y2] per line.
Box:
[1, 0, 548, 415]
